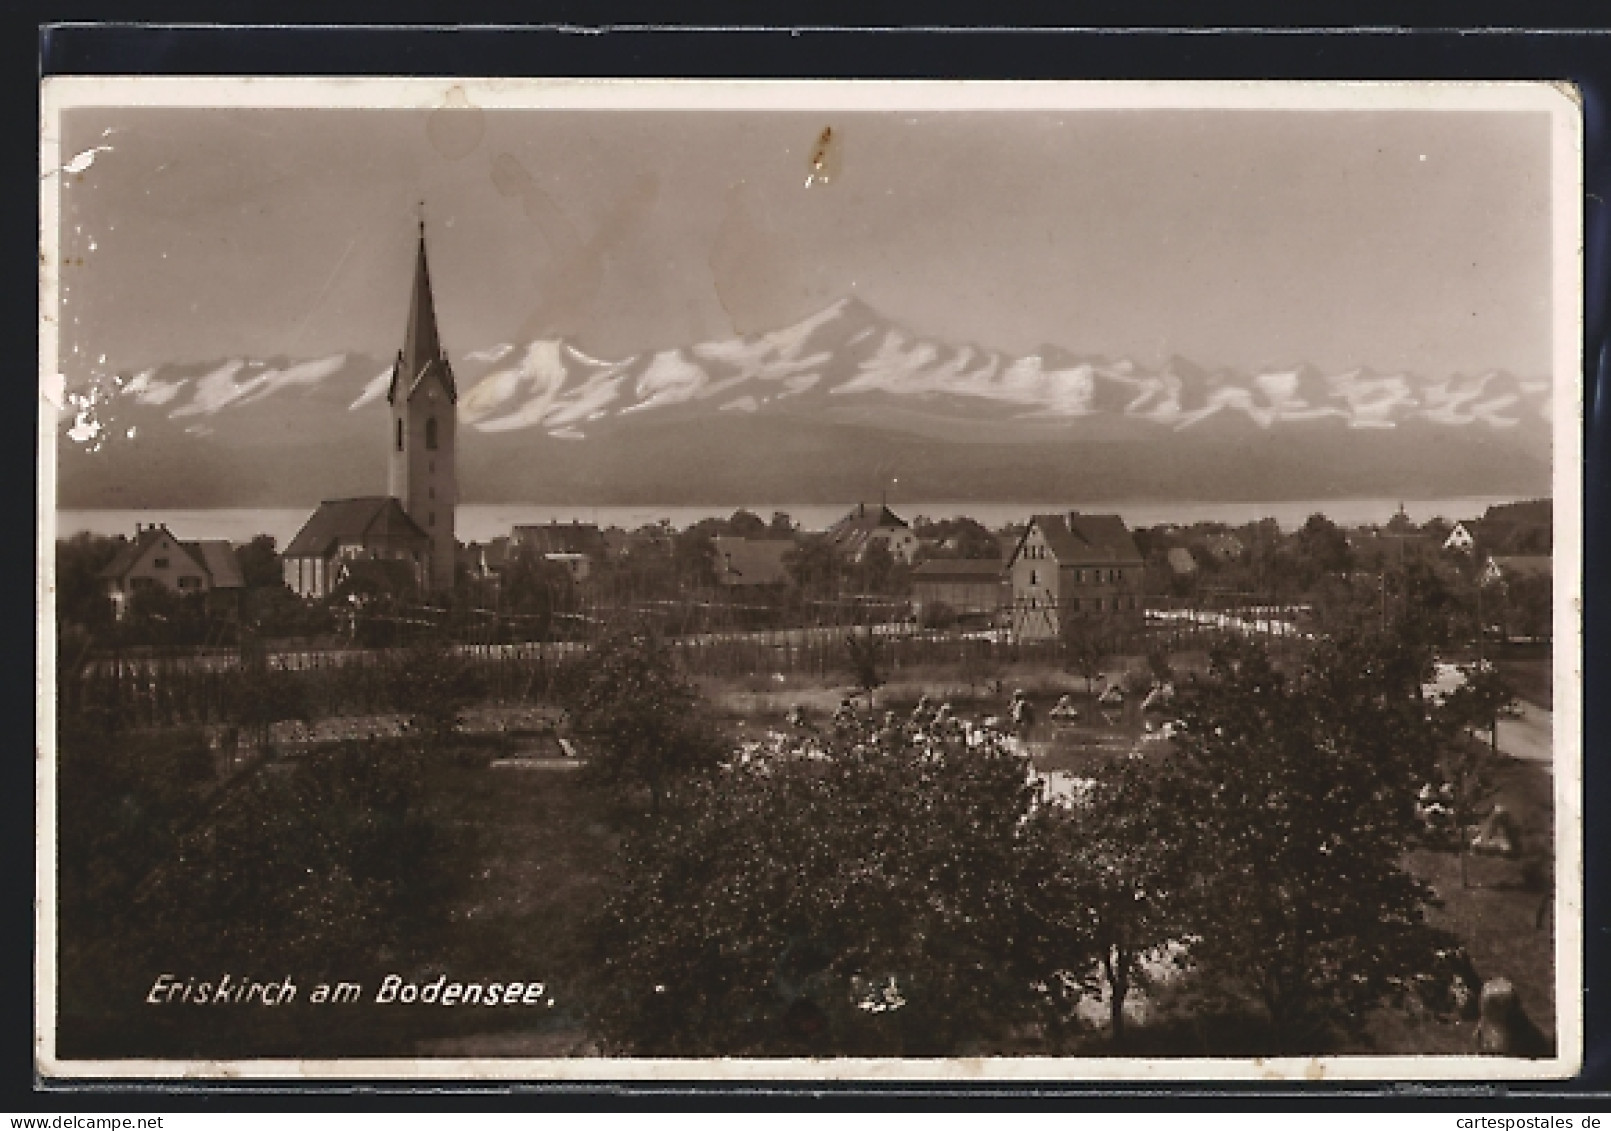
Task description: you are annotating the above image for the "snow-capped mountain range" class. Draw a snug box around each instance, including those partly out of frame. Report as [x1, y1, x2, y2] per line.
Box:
[57, 297, 1552, 509]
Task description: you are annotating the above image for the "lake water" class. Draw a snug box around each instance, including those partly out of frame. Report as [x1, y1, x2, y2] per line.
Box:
[52, 496, 1532, 545]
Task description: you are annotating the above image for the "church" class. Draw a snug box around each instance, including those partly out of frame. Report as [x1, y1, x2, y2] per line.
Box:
[282, 222, 458, 598]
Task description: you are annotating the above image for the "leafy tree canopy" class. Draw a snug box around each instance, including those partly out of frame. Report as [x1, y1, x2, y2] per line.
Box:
[1170, 635, 1457, 1043]
[560, 628, 724, 813]
[591, 718, 1082, 1056]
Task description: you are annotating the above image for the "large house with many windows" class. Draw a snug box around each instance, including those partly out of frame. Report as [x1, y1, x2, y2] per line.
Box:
[1005, 512, 1145, 641]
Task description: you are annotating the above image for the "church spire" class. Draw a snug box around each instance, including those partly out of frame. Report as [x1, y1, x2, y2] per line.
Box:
[389, 215, 455, 405]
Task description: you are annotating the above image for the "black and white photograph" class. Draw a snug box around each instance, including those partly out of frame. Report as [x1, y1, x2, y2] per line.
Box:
[37, 78, 1583, 1080]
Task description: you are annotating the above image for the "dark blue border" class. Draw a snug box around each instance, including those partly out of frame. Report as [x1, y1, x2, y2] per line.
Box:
[17, 17, 1611, 1109]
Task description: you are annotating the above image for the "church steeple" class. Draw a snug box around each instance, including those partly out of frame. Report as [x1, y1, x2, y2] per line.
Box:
[386, 215, 458, 594]
[388, 217, 456, 405]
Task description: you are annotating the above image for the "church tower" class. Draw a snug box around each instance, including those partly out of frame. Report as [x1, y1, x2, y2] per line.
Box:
[387, 219, 457, 593]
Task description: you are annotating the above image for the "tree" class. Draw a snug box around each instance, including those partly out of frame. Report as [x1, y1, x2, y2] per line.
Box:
[725, 509, 768, 539]
[226, 662, 312, 751]
[501, 549, 576, 632]
[1436, 664, 1518, 886]
[857, 540, 898, 595]
[1500, 571, 1552, 641]
[55, 532, 121, 631]
[133, 739, 439, 977]
[386, 633, 484, 744]
[560, 628, 723, 814]
[784, 536, 839, 601]
[1293, 513, 1354, 583]
[844, 626, 885, 707]
[1172, 636, 1456, 1046]
[235, 534, 283, 590]
[1063, 620, 1110, 693]
[590, 717, 1082, 1056]
[672, 525, 719, 591]
[1041, 755, 1194, 1044]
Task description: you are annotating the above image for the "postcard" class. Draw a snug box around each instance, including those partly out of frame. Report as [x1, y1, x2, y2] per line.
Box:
[38, 77, 1583, 1081]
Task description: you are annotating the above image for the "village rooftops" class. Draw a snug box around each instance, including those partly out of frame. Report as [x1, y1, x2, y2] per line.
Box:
[283, 497, 430, 559]
[1014, 512, 1143, 566]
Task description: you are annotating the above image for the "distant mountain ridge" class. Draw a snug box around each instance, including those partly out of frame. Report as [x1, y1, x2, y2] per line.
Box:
[57, 297, 1553, 509]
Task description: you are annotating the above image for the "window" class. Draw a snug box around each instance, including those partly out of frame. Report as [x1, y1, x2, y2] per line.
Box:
[178, 576, 202, 590]
[426, 416, 438, 450]
[428, 486, 434, 501]
[429, 512, 436, 527]
[152, 557, 168, 569]
[1115, 569, 1123, 581]
[1029, 569, 1037, 586]
[396, 418, 403, 451]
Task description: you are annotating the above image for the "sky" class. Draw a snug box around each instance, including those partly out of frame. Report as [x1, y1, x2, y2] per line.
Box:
[55, 103, 1554, 381]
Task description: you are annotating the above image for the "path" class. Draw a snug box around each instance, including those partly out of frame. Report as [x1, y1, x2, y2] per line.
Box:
[1494, 702, 1553, 767]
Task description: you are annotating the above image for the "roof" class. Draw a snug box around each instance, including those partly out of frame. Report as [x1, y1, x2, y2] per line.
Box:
[1473, 516, 1552, 555]
[1483, 499, 1551, 526]
[712, 537, 794, 587]
[1489, 555, 1552, 580]
[1019, 512, 1142, 566]
[829, 503, 910, 538]
[912, 558, 1004, 580]
[185, 540, 244, 589]
[514, 522, 607, 559]
[387, 223, 457, 407]
[98, 527, 166, 579]
[98, 525, 207, 581]
[284, 497, 430, 558]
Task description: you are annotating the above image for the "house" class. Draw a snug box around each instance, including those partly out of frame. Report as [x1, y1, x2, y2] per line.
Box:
[1472, 501, 1552, 557]
[1005, 512, 1145, 641]
[826, 503, 920, 563]
[99, 524, 245, 618]
[281, 497, 431, 599]
[911, 559, 1006, 622]
[1481, 554, 1552, 587]
[1444, 521, 1478, 554]
[1166, 547, 1199, 577]
[712, 537, 794, 589]
[513, 521, 608, 564]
